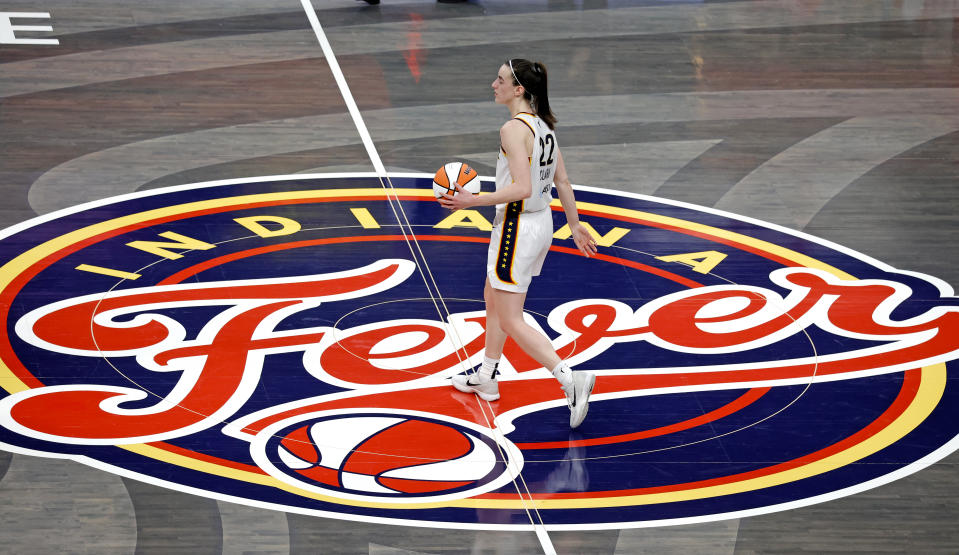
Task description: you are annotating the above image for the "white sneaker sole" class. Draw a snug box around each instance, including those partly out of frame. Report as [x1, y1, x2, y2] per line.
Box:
[452, 378, 500, 401]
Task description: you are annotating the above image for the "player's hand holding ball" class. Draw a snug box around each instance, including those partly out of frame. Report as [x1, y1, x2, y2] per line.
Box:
[434, 162, 480, 211]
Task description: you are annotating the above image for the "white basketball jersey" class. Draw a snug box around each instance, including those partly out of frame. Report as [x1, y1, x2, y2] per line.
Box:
[494, 112, 556, 214]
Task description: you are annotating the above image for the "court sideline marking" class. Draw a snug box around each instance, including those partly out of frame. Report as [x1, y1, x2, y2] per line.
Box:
[297, 2, 557, 552]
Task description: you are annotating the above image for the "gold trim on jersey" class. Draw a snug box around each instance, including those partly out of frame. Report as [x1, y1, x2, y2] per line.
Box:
[513, 114, 536, 136]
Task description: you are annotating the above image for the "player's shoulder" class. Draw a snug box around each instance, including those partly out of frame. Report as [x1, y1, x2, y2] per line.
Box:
[502, 115, 535, 136]
[500, 118, 530, 137]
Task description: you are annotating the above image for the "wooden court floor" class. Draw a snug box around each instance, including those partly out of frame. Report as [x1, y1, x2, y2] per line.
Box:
[1, 0, 958, 553]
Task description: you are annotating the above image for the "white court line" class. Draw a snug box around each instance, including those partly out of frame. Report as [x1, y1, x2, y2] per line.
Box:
[296, 0, 448, 335]
[297, 2, 556, 552]
[297, 2, 384, 174]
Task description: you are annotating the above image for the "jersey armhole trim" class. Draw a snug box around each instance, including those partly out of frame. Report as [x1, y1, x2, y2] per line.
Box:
[512, 115, 536, 136]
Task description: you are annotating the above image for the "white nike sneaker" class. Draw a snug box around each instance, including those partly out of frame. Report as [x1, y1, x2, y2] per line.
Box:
[451, 374, 500, 401]
[563, 371, 595, 428]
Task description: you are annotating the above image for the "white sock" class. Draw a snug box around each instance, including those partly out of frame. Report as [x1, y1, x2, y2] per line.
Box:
[551, 362, 573, 388]
[479, 356, 500, 381]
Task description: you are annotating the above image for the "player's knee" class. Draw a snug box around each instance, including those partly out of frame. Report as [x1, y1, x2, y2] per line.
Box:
[499, 316, 526, 337]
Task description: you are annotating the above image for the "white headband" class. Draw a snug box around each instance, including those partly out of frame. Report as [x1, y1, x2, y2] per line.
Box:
[508, 59, 526, 90]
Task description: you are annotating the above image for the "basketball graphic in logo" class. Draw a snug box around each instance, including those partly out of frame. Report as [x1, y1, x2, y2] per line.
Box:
[262, 412, 514, 501]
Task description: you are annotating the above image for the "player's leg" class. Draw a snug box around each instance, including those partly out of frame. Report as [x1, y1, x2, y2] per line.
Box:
[450, 277, 505, 401]
[491, 286, 560, 370]
[453, 212, 511, 400]
[482, 276, 508, 360]
[453, 208, 593, 425]
[492, 286, 595, 428]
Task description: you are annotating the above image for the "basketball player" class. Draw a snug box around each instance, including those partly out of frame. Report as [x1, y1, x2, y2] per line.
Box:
[439, 59, 599, 428]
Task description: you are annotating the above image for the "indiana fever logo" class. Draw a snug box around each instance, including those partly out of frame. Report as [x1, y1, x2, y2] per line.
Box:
[1, 174, 958, 529]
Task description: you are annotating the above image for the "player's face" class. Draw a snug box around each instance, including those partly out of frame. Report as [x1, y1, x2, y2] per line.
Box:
[492, 65, 517, 104]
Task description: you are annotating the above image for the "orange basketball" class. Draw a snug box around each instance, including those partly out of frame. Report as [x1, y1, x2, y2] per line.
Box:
[432, 162, 481, 199]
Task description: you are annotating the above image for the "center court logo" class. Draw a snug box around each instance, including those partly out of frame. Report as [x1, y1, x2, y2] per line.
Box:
[0, 173, 958, 529]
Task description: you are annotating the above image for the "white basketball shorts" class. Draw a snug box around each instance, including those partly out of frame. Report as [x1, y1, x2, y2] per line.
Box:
[487, 202, 553, 293]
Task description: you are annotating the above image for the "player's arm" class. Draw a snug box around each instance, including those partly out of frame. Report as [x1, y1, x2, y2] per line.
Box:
[553, 148, 598, 257]
[439, 121, 532, 210]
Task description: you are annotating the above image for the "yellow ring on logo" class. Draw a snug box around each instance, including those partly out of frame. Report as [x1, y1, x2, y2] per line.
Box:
[0, 185, 929, 511]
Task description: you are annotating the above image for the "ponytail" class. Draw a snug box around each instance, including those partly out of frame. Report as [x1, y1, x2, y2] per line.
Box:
[507, 58, 557, 130]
